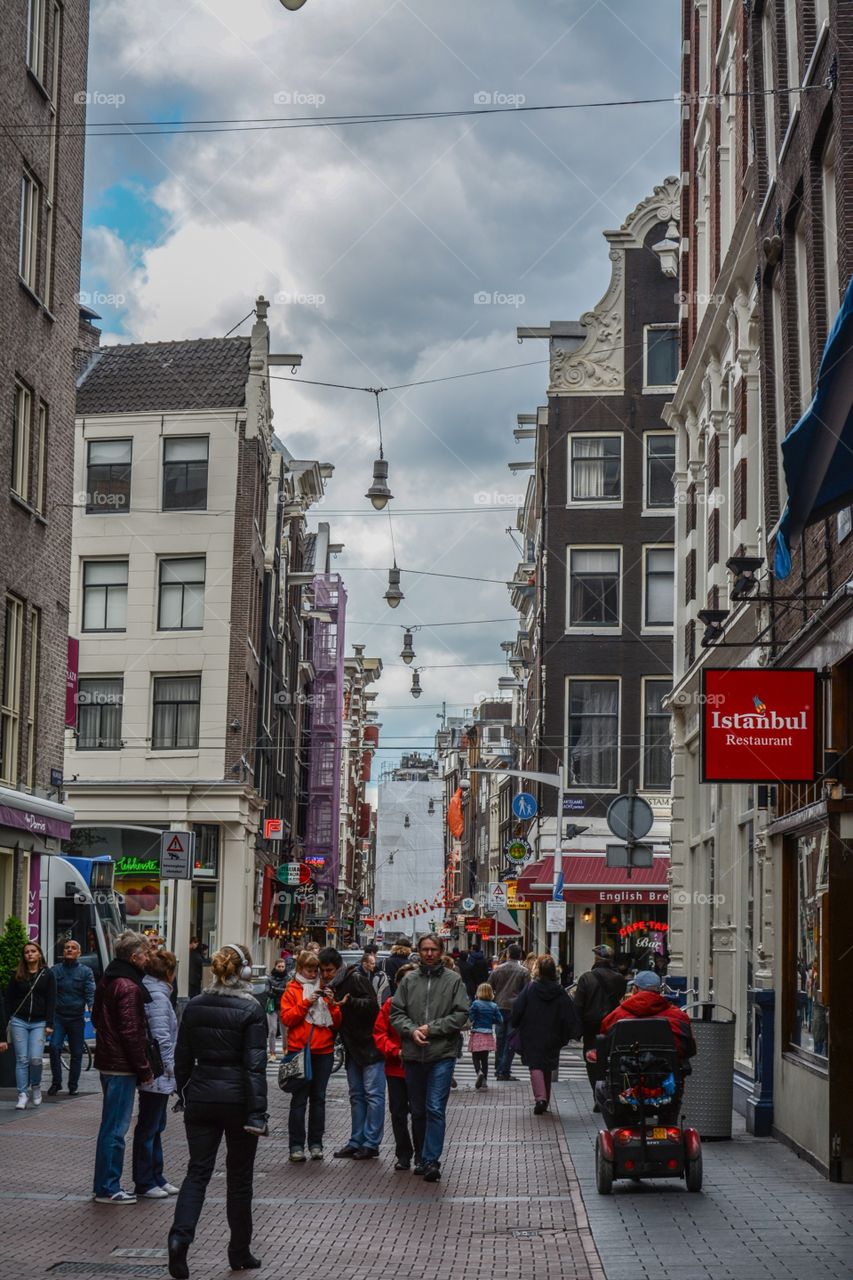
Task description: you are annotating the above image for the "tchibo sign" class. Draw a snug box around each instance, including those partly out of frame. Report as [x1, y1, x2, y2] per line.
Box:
[701, 668, 818, 783]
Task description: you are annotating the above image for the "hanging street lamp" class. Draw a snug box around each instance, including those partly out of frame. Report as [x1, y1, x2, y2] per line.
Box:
[400, 628, 416, 664]
[410, 670, 422, 699]
[385, 565, 404, 609]
[365, 458, 393, 510]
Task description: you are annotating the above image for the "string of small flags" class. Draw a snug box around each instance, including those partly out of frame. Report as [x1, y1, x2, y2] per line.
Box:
[376, 893, 448, 923]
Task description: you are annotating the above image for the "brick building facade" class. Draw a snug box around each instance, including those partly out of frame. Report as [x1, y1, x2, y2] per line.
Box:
[0, 0, 89, 917]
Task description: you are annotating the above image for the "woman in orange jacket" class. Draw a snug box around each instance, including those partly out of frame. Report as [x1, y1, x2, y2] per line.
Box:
[373, 964, 418, 1170]
[279, 950, 342, 1162]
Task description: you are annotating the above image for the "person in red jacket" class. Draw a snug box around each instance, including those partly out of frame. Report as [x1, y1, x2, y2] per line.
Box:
[600, 970, 697, 1062]
[91, 931, 153, 1204]
[373, 963, 418, 1170]
[279, 950, 343, 1162]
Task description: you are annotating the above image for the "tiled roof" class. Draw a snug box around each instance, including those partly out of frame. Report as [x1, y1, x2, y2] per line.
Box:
[76, 337, 251, 415]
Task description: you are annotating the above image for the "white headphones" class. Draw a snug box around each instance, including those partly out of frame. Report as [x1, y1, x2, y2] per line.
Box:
[224, 943, 252, 981]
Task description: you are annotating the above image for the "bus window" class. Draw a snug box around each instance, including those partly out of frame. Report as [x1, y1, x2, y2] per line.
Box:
[51, 896, 93, 966]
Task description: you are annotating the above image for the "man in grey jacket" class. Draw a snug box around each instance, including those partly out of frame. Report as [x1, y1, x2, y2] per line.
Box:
[390, 934, 469, 1182]
[490, 944, 529, 1080]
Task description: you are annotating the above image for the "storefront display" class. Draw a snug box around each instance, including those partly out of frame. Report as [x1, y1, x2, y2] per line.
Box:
[597, 904, 669, 973]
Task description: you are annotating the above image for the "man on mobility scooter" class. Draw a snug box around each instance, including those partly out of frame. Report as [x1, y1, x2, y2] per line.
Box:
[587, 971, 702, 1194]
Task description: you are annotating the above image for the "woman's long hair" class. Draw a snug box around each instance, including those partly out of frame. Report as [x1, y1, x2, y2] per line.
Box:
[14, 941, 47, 983]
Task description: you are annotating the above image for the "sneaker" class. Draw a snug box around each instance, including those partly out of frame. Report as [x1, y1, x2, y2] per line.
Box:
[475, 1071, 485, 1090]
[94, 1190, 137, 1204]
[162, 1183, 180, 1195]
[141, 1186, 170, 1198]
[289, 1148, 306, 1163]
[422, 1161, 441, 1183]
[412, 1162, 426, 1176]
[31, 1088, 42, 1106]
[268, 1053, 277, 1062]
[308, 1146, 323, 1160]
[47, 1083, 61, 1096]
[533, 1100, 548, 1115]
[394, 1159, 411, 1171]
[15, 1092, 27, 1110]
[68, 1087, 79, 1096]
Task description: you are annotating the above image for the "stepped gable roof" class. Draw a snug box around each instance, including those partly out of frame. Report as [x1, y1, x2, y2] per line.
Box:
[76, 336, 252, 415]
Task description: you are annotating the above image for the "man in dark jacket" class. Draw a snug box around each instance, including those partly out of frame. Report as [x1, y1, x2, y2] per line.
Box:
[382, 938, 413, 994]
[491, 944, 529, 1080]
[318, 947, 384, 1160]
[48, 939, 95, 1096]
[91, 931, 153, 1203]
[461, 947, 488, 999]
[573, 944, 628, 1106]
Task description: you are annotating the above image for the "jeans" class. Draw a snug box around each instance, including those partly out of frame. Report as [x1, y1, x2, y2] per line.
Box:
[287, 1050, 334, 1151]
[9, 1017, 46, 1092]
[132, 1091, 170, 1192]
[93, 1073, 138, 1196]
[266, 1013, 280, 1055]
[495, 1019, 515, 1077]
[345, 1058, 386, 1150]
[170, 1104, 258, 1255]
[49, 1014, 85, 1091]
[386, 1075, 417, 1163]
[404, 1057, 455, 1166]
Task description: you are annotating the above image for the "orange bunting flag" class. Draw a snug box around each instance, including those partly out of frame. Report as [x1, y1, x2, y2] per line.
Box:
[447, 787, 464, 838]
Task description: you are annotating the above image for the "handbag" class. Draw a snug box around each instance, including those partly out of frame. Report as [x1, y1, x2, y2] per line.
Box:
[145, 1033, 164, 1079]
[278, 1026, 314, 1093]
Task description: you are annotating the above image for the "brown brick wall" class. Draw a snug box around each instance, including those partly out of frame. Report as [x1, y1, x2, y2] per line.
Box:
[0, 1, 89, 793]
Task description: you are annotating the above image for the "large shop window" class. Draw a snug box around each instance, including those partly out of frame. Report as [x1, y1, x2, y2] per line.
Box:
[76, 677, 123, 750]
[569, 435, 622, 503]
[791, 830, 829, 1060]
[567, 678, 619, 788]
[163, 437, 209, 511]
[642, 679, 671, 791]
[568, 548, 620, 629]
[152, 675, 201, 750]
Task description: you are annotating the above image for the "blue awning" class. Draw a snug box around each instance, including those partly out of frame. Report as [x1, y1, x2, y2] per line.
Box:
[774, 275, 853, 578]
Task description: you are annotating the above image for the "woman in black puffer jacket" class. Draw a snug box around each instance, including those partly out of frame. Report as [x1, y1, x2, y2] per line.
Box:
[168, 944, 267, 1280]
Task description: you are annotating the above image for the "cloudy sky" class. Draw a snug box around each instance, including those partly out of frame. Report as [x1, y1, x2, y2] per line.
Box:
[82, 0, 680, 767]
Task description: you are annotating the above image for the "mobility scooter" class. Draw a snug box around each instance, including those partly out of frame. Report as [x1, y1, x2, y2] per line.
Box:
[591, 1017, 702, 1194]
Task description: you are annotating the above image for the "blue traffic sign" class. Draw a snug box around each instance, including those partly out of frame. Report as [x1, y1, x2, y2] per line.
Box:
[512, 791, 538, 820]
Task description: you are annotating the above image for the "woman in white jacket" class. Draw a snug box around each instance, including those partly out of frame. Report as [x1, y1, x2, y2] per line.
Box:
[132, 950, 179, 1199]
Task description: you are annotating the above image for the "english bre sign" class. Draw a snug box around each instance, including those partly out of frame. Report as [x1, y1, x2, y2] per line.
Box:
[701, 668, 818, 783]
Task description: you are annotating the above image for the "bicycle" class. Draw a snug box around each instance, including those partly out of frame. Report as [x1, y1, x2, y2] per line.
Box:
[59, 1039, 94, 1075]
[331, 1034, 345, 1074]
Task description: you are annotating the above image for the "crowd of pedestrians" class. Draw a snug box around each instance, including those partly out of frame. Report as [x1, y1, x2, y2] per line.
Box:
[1, 924, 676, 1278]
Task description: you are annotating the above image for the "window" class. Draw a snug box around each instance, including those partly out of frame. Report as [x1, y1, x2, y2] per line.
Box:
[12, 381, 32, 501]
[76, 678, 123, 750]
[26, 0, 47, 80]
[645, 433, 675, 508]
[1, 597, 25, 786]
[34, 401, 47, 514]
[569, 435, 622, 503]
[837, 507, 852, 543]
[25, 607, 39, 786]
[82, 561, 128, 632]
[19, 171, 40, 292]
[158, 557, 205, 630]
[152, 676, 201, 750]
[784, 0, 799, 93]
[790, 830, 829, 1060]
[762, 14, 777, 180]
[191, 824, 220, 877]
[163, 437, 208, 511]
[86, 439, 131, 513]
[567, 678, 619, 788]
[568, 549, 620, 628]
[642, 680, 670, 791]
[644, 546, 675, 628]
[794, 213, 811, 414]
[822, 135, 840, 328]
[645, 325, 679, 388]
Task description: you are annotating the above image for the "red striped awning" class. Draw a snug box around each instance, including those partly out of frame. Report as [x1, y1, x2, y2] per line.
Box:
[516, 854, 669, 904]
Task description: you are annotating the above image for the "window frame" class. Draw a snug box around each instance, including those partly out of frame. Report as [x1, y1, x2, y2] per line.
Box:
[157, 556, 206, 631]
[34, 400, 47, 515]
[565, 675, 621, 791]
[1, 596, 26, 786]
[151, 675, 202, 751]
[81, 560, 129, 633]
[641, 677, 671, 792]
[162, 436, 209, 512]
[567, 433, 623, 507]
[76, 676, 124, 751]
[85, 438, 132, 515]
[642, 544, 675, 631]
[12, 381, 33, 503]
[643, 324, 679, 391]
[567, 545, 622, 633]
[643, 431, 676, 511]
[19, 170, 41, 294]
[25, 606, 40, 786]
[26, 0, 47, 82]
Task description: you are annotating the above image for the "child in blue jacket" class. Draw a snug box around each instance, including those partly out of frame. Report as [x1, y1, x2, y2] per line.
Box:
[469, 982, 503, 1089]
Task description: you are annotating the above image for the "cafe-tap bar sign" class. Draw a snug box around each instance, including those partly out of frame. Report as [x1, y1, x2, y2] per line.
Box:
[701, 668, 818, 783]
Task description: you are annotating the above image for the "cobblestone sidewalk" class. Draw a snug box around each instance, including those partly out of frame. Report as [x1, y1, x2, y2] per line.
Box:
[0, 1069, 604, 1280]
[556, 1054, 853, 1280]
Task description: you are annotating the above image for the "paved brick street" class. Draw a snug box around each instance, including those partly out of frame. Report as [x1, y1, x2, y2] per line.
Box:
[0, 1060, 603, 1280]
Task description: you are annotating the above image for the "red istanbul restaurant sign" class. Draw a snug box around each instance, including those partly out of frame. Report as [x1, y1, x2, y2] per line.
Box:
[701, 668, 818, 784]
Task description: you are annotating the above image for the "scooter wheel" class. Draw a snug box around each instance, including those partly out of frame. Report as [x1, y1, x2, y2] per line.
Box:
[685, 1149, 703, 1192]
[595, 1135, 614, 1195]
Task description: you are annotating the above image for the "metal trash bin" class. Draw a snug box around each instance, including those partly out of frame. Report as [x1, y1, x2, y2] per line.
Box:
[680, 1003, 736, 1139]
